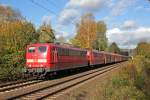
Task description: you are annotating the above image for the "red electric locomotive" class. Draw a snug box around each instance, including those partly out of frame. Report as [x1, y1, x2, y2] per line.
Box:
[26, 43, 88, 76]
[26, 43, 128, 78]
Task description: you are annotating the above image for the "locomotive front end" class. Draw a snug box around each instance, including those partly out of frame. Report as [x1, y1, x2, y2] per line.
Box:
[25, 43, 50, 75]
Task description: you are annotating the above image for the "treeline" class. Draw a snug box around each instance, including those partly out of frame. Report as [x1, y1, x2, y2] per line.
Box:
[0, 4, 121, 81]
[70, 13, 108, 51]
[0, 5, 55, 81]
[70, 13, 121, 54]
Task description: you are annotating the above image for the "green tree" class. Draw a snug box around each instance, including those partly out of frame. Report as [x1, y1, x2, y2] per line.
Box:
[93, 21, 108, 51]
[38, 23, 55, 43]
[109, 42, 120, 53]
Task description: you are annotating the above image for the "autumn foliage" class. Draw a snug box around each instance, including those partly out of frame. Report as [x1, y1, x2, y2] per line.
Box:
[75, 13, 97, 48]
[0, 5, 36, 80]
[71, 13, 107, 50]
[0, 4, 56, 81]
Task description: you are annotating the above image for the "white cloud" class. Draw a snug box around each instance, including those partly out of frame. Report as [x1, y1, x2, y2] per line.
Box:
[58, 0, 111, 26]
[111, 0, 136, 16]
[55, 31, 70, 39]
[121, 20, 138, 30]
[41, 15, 52, 25]
[66, 0, 108, 11]
[56, 34, 61, 39]
[107, 27, 150, 48]
[136, 6, 150, 11]
[58, 9, 80, 25]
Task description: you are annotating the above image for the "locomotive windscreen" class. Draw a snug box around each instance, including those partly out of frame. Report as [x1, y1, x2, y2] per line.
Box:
[38, 46, 47, 53]
[28, 47, 35, 53]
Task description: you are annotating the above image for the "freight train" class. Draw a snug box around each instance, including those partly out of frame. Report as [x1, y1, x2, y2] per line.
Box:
[25, 43, 128, 78]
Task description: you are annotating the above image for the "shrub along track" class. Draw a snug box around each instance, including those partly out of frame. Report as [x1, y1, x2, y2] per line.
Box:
[0, 62, 126, 100]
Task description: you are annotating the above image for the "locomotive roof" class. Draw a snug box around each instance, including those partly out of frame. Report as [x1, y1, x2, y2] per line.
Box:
[27, 43, 87, 51]
[27, 43, 128, 57]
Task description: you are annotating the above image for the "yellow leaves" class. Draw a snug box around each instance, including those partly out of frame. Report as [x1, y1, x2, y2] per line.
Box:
[72, 13, 97, 49]
[0, 5, 22, 23]
[38, 23, 55, 43]
[136, 42, 150, 57]
[97, 21, 107, 33]
[0, 20, 35, 53]
[71, 14, 108, 50]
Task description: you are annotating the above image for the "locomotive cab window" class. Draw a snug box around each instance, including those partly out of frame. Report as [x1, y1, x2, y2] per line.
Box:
[38, 46, 47, 53]
[28, 47, 35, 53]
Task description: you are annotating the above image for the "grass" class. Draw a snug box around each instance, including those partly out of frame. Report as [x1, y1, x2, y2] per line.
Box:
[97, 57, 150, 100]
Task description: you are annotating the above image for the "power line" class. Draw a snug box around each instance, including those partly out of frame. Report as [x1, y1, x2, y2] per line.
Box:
[29, 0, 76, 25]
[46, 0, 58, 9]
[30, 0, 58, 16]
[29, 0, 79, 27]
[29, 0, 90, 38]
[29, 0, 95, 48]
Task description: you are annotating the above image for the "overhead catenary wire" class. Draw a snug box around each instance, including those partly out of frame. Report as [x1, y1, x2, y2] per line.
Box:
[46, 0, 59, 9]
[29, 0, 91, 42]
[30, 0, 57, 16]
[29, 0, 81, 26]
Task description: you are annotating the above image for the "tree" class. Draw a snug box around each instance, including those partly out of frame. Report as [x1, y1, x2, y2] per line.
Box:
[0, 21, 36, 53]
[71, 13, 97, 48]
[136, 42, 150, 58]
[0, 4, 37, 80]
[109, 42, 120, 53]
[93, 21, 108, 51]
[0, 5, 22, 23]
[38, 23, 55, 43]
[70, 37, 81, 47]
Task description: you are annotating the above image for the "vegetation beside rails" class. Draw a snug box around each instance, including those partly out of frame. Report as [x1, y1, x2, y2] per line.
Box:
[96, 43, 150, 100]
[0, 4, 55, 82]
[0, 52, 24, 82]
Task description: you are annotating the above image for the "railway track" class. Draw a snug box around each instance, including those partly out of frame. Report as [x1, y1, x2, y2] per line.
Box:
[0, 62, 126, 100]
[0, 79, 44, 93]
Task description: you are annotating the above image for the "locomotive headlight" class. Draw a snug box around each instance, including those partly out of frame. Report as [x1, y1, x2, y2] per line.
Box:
[27, 59, 34, 63]
[38, 59, 47, 63]
[43, 53, 47, 57]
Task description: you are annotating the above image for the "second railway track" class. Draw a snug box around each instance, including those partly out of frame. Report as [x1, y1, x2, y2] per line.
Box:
[0, 62, 127, 100]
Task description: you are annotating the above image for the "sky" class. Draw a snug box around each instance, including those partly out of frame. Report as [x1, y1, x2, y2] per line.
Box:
[0, 0, 150, 49]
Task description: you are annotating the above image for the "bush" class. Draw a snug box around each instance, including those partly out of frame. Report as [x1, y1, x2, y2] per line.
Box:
[100, 60, 148, 100]
[134, 75, 145, 90]
[101, 42, 150, 100]
[111, 76, 129, 88]
[0, 52, 24, 81]
[0, 66, 22, 81]
[104, 85, 146, 100]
